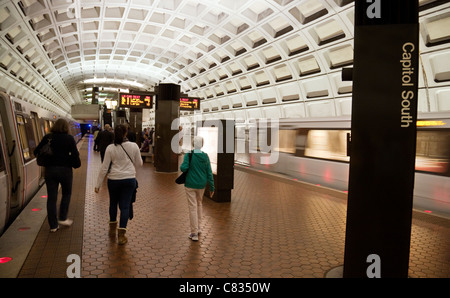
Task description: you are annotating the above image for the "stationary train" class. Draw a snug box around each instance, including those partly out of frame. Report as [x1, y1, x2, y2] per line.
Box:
[0, 91, 81, 235]
[235, 114, 450, 218]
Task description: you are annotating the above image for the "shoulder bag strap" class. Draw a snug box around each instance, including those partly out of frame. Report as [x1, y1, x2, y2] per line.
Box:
[187, 150, 193, 167]
[183, 150, 193, 171]
[119, 144, 134, 164]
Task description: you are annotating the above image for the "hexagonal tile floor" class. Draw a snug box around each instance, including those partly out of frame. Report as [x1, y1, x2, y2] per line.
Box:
[17, 136, 450, 278]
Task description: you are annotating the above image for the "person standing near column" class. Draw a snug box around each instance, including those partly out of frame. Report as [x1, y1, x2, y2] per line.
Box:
[180, 136, 215, 241]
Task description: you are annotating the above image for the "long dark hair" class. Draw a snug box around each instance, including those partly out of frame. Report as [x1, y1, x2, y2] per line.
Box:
[114, 124, 128, 145]
[51, 119, 69, 134]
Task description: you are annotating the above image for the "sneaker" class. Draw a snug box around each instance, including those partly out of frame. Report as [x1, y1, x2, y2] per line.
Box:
[188, 233, 198, 241]
[58, 219, 73, 226]
[50, 226, 59, 233]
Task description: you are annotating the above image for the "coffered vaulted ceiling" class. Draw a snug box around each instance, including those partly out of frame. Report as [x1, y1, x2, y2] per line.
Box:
[0, 0, 449, 118]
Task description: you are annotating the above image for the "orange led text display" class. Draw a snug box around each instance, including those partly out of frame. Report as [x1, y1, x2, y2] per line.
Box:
[119, 93, 153, 109]
[180, 97, 200, 111]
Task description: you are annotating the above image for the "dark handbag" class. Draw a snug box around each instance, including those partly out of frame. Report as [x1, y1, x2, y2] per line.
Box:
[71, 152, 81, 169]
[129, 178, 138, 220]
[36, 135, 53, 166]
[175, 151, 193, 184]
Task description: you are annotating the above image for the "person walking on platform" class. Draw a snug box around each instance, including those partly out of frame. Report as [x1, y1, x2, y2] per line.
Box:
[95, 124, 142, 245]
[96, 124, 114, 162]
[180, 136, 215, 241]
[34, 118, 81, 232]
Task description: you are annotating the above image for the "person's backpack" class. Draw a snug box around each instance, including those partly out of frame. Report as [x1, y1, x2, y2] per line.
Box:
[36, 136, 53, 166]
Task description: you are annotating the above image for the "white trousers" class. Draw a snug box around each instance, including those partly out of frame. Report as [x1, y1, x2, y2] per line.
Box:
[185, 187, 204, 234]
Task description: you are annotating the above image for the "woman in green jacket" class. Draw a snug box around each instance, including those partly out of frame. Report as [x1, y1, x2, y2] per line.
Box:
[180, 136, 215, 241]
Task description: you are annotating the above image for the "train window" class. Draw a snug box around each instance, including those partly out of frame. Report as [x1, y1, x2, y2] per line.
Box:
[292, 129, 350, 162]
[31, 112, 41, 142]
[277, 130, 296, 154]
[16, 115, 31, 161]
[416, 130, 450, 176]
[305, 130, 350, 162]
[24, 115, 38, 157]
[44, 120, 51, 134]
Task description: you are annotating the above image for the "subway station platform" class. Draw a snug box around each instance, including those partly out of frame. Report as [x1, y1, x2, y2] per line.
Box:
[1, 135, 450, 279]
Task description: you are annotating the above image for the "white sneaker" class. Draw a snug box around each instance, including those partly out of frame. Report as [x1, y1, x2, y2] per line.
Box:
[58, 219, 73, 226]
[189, 233, 198, 241]
[50, 226, 59, 233]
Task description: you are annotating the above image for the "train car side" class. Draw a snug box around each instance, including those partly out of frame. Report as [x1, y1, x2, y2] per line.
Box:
[245, 116, 450, 218]
[0, 92, 80, 234]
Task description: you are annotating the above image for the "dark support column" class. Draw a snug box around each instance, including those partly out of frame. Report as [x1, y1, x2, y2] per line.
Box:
[155, 83, 180, 173]
[129, 108, 143, 146]
[102, 104, 112, 126]
[343, 0, 419, 278]
[202, 120, 235, 203]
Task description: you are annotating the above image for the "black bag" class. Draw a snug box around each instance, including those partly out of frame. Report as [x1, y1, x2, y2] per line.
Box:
[175, 151, 193, 184]
[129, 178, 138, 220]
[71, 152, 81, 169]
[36, 135, 53, 166]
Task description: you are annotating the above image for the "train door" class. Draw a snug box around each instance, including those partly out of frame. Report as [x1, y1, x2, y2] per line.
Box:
[16, 115, 31, 161]
[31, 112, 45, 184]
[43, 119, 51, 135]
[0, 112, 10, 234]
[30, 112, 42, 142]
[15, 112, 40, 205]
[0, 93, 22, 224]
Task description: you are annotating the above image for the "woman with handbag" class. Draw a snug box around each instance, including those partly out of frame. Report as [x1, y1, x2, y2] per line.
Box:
[34, 118, 81, 232]
[180, 136, 215, 241]
[95, 124, 142, 245]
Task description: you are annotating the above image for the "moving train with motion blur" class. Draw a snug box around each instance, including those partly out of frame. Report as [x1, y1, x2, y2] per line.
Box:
[234, 114, 450, 218]
[2, 83, 449, 236]
[0, 91, 81, 235]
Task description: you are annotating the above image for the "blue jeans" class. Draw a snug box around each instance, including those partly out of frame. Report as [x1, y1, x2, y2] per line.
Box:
[107, 178, 136, 228]
[45, 166, 73, 229]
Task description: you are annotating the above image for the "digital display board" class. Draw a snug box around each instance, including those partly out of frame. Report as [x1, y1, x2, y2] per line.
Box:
[180, 97, 200, 111]
[119, 93, 153, 109]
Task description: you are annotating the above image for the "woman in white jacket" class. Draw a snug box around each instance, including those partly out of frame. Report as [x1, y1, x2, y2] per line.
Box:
[95, 124, 142, 245]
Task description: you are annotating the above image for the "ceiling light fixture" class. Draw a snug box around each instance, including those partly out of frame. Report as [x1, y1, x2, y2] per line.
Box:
[82, 78, 146, 89]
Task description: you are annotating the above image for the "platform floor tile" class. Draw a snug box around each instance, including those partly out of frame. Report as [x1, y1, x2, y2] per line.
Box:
[17, 136, 450, 278]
